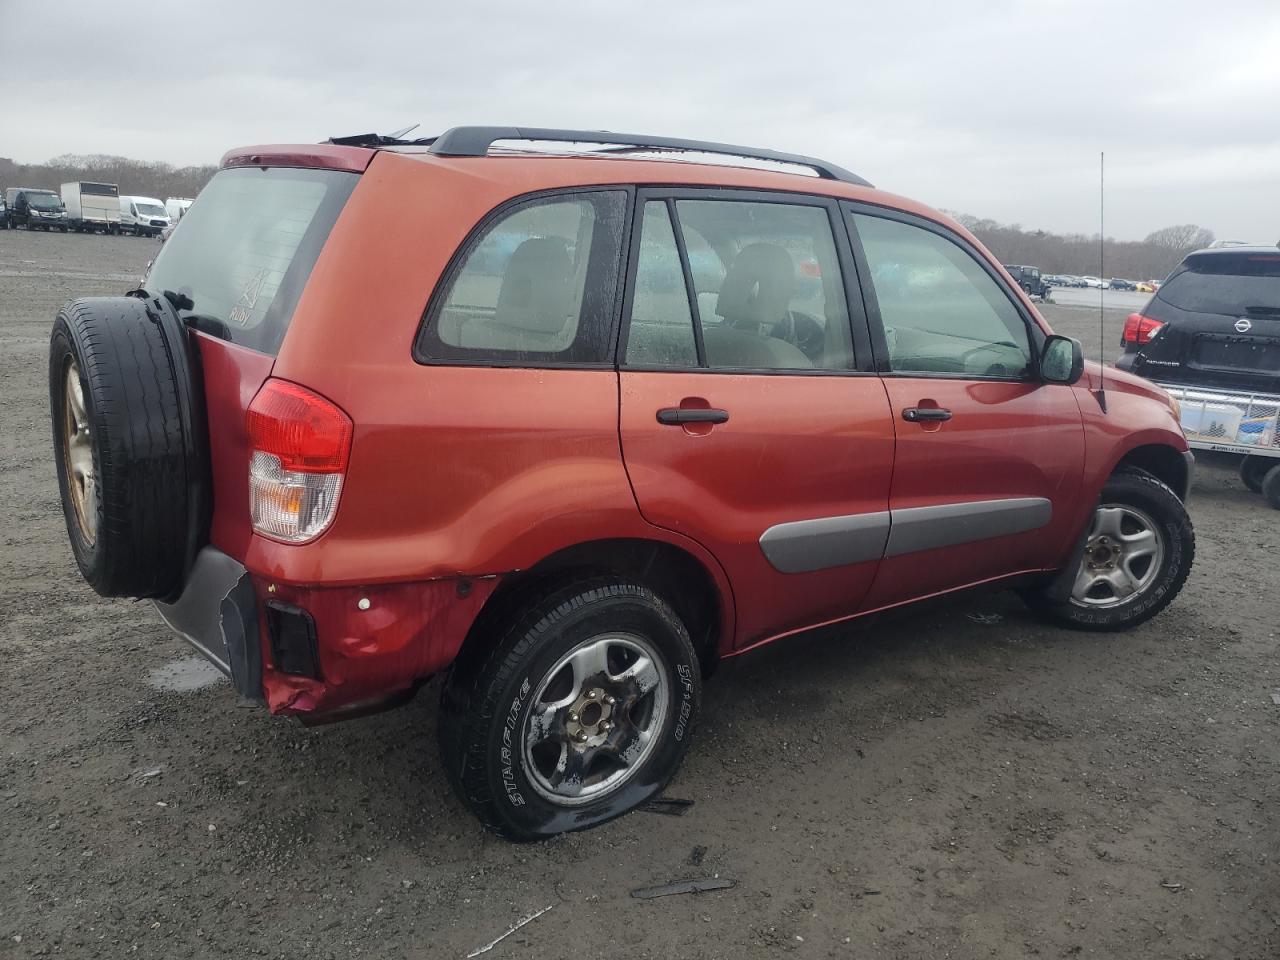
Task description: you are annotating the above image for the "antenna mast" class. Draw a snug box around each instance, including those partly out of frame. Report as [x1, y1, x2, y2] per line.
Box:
[1097, 151, 1107, 412]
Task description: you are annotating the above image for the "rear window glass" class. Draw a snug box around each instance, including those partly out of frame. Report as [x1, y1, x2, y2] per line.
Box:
[419, 191, 627, 365]
[1159, 254, 1280, 317]
[144, 167, 357, 355]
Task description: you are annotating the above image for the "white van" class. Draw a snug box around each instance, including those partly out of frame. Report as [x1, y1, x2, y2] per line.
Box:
[118, 196, 170, 237]
[164, 197, 194, 222]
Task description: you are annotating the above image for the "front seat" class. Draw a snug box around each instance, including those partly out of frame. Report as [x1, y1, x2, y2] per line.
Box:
[459, 238, 575, 352]
[704, 243, 813, 369]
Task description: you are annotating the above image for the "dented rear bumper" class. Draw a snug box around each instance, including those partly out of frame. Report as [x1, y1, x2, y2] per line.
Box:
[154, 546, 500, 717]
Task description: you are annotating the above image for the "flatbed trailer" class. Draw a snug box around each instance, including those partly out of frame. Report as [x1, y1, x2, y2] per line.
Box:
[1158, 382, 1280, 507]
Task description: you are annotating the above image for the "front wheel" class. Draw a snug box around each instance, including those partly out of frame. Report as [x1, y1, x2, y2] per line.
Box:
[1024, 468, 1194, 631]
[439, 578, 701, 839]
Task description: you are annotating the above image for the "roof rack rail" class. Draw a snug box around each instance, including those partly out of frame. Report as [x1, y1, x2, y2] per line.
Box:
[425, 126, 872, 187]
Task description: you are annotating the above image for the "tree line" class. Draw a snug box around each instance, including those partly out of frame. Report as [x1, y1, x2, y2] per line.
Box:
[1, 152, 1219, 282]
[948, 213, 1216, 282]
[0, 154, 217, 204]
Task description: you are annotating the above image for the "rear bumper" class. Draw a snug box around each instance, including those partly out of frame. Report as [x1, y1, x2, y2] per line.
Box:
[152, 546, 501, 718]
[154, 547, 263, 701]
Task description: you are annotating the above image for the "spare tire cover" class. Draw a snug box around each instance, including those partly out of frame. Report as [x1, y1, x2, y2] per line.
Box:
[49, 295, 209, 600]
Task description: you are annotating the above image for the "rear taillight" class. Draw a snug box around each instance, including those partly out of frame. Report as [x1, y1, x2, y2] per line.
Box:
[246, 379, 352, 543]
[1121, 312, 1166, 345]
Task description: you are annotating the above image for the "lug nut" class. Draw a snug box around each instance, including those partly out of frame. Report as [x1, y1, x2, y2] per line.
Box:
[568, 712, 579, 723]
[589, 689, 602, 699]
[601, 722, 612, 733]
[604, 695, 615, 706]
[574, 732, 588, 743]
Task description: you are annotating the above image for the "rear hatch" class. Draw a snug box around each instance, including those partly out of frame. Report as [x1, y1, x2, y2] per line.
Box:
[142, 156, 365, 557]
[1127, 249, 1280, 393]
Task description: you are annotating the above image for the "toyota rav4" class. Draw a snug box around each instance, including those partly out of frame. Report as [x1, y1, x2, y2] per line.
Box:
[49, 126, 1195, 839]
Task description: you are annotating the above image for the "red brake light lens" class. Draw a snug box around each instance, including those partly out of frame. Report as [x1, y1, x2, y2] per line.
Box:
[246, 379, 352, 473]
[1121, 313, 1166, 345]
[246, 379, 352, 543]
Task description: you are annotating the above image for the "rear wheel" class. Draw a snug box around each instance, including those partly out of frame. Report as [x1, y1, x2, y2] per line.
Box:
[1262, 464, 1280, 510]
[439, 578, 700, 839]
[1024, 469, 1194, 631]
[1240, 456, 1273, 494]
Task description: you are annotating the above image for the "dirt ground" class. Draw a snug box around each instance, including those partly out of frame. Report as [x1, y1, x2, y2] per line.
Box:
[2, 230, 1277, 960]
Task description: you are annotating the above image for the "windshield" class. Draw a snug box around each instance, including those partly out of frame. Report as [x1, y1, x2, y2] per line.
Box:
[1159, 254, 1280, 316]
[29, 193, 62, 210]
[144, 166, 357, 355]
[135, 202, 166, 217]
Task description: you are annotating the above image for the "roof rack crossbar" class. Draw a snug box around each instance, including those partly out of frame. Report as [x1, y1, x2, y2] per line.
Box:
[426, 126, 871, 187]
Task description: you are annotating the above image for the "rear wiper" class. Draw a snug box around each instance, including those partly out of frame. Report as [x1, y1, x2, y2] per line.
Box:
[163, 289, 194, 312]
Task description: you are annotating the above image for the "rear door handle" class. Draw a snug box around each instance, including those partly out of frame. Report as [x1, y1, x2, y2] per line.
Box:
[902, 406, 952, 423]
[657, 407, 730, 425]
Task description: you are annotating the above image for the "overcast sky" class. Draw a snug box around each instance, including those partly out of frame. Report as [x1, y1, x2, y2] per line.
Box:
[3, 0, 1277, 242]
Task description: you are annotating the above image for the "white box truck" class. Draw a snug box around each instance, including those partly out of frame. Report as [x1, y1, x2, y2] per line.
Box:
[118, 195, 170, 237]
[61, 182, 122, 233]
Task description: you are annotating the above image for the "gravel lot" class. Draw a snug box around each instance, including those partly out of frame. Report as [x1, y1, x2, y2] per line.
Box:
[2, 230, 1277, 959]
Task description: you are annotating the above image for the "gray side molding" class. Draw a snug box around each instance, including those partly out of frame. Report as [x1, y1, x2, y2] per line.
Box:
[758, 497, 1053, 573]
[759, 511, 891, 574]
[885, 498, 1053, 557]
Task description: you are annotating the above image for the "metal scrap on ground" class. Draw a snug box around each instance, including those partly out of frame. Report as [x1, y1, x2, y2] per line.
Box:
[465, 904, 553, 958]
[630, 877, 737, 899]
[641, 797, 695, 816]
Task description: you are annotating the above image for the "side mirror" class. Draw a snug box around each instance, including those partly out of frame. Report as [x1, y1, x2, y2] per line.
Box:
[1041, 334, 1084, 384]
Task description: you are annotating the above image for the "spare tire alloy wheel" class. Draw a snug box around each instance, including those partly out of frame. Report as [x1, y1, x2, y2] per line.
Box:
[49, 297, 208, 600]
[61, 361, 98, 545]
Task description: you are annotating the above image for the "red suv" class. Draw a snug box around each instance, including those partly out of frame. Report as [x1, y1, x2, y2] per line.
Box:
[49, 127, 1195, 838]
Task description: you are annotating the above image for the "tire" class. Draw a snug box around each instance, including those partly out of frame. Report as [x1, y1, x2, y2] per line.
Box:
[49, 296, 209, 600]
[1024, 468, 1194, 631]
[1262, 465, 1280, 510]
[1240, 456, 1273, 494]
[439, 577, 701, 840]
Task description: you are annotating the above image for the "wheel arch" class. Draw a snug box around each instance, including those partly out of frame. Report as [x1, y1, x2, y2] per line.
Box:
[454, 538, 731, 681]
[1112, 443, 1191, 502]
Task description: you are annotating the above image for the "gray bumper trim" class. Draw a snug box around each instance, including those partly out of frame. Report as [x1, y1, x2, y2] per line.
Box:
[153, 546, 247, 675]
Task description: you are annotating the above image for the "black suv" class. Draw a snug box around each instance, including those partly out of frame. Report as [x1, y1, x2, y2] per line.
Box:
[1003, 264, 1051, 300]
[1118, 245, 1280, 505]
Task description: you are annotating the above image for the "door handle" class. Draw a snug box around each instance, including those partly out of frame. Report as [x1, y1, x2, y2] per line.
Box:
[657, 407, 730, 425]
[902, 406, 952, 423]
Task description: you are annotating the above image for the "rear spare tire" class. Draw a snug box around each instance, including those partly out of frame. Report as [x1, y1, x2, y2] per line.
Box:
[49, 296, 208, 600]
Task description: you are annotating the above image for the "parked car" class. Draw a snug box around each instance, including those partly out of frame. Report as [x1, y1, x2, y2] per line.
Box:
[1109, 278, 1137, 291]
[1118, 245, 1280, 507]
[1003, 263, 1052, 300]
[118, 195, 171, 236]
[0, 196, 8, 229]
[49, 126, 1196, 839]
[6, 187, 69, 231]
[61, 181, 121, 234]
[1081, 275, 1103, 288]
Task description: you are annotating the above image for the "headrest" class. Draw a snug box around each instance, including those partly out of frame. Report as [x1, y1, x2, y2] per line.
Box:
[494, 237, 574, 334]
[715, 243, 795, 327]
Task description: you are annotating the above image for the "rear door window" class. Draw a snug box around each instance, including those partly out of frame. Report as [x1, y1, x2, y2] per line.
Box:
[1159, 254, 1280, 317]
[145, 166, 357, 355]
[420, 191, 628, 365]
[623, 196, 855, 372]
